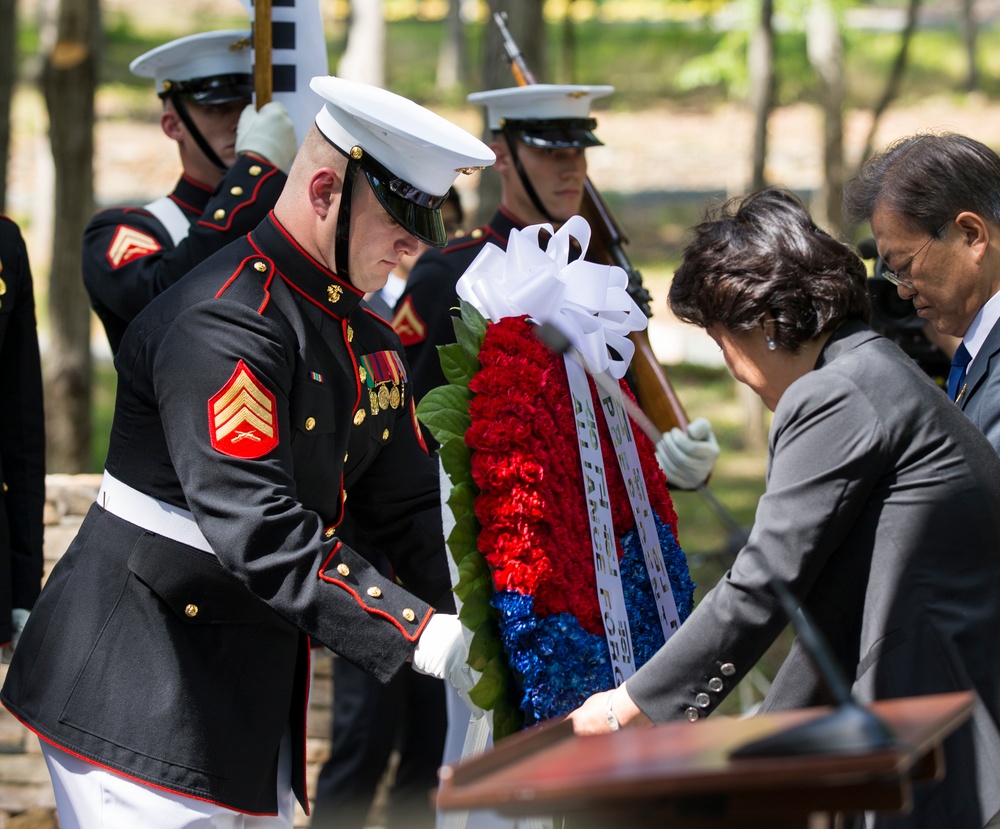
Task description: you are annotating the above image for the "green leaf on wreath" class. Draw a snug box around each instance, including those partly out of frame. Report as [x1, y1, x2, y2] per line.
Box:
[438, 440, 472, 488]
[438, 342, 478, 387]
[458, 299, 489, 344]
[458, 588, 495, 630]
[455, 548, 489, 586]
[468, 654, 508, 708]
[467, 623, 503, 671]
[446, 479, 476, 519]
[456, 576, 493, 617]
[446, 512, 479, 561]
[416, 387, 471, 447]
[452, 303, 487, 363]
[492, 701, 524, 742]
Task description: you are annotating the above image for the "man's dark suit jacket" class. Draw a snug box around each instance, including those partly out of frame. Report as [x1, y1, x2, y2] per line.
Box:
[958, 316, 1000, 456]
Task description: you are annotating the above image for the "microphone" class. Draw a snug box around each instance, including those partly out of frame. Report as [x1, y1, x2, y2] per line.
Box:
[534, 321, 897, 757]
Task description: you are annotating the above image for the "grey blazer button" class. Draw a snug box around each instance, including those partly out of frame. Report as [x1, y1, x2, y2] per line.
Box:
[685, 707, 700, 722]
[720, 662, 736, 676]
[695, 692, 711, 708]
[708, 677, 724, 693]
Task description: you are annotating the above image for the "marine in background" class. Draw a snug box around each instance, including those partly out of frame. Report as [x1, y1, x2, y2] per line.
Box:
[82, 30, 297, 354]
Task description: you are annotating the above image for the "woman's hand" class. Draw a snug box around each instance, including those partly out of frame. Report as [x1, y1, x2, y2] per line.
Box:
[568, 685, 652, 735]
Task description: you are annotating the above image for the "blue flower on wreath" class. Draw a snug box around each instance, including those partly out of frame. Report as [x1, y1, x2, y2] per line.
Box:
[493, 515, 696, 724]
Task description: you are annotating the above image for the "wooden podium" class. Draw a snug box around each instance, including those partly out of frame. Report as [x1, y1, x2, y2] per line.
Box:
[436, 691, 975, 829]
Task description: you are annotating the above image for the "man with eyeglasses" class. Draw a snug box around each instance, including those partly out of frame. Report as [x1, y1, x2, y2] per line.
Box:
[845, 132, 1000, 454]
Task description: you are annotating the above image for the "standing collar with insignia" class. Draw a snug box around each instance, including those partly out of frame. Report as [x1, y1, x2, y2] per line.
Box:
[251, 213, 364, 320]
[173, 174, 216, 214]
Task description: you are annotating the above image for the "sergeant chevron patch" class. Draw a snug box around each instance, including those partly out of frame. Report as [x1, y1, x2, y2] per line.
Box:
[390, 296, 426, 346]
[208, 360, 279, 459]
[106, 224, 162, 269]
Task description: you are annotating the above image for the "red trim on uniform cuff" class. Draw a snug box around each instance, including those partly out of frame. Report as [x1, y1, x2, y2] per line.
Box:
[316, 546, 428, 643]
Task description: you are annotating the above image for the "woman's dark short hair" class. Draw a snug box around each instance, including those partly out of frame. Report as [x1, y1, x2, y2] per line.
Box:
[669, 188, 871, 352]
[843, 132, 1000, 235]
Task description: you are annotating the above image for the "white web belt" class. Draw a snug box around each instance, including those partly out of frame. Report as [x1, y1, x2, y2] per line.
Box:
[97, 470, 213, 554]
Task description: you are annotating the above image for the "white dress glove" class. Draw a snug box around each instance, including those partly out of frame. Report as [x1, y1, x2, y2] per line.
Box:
[655, 417, 720, 490]
[235, 101, 298, 171]
[1, 608, 30, 664]
[413, 613, 483, 718]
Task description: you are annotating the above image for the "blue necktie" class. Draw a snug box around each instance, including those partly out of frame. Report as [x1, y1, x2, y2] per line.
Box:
[947, 342, 972, 402]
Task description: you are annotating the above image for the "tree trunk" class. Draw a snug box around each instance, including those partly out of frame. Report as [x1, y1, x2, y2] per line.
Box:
[435, 0, 464, 94]
[806, 0, 845, 235]
[338, 0, 384, 87]
[743, 0, 774, 450]
[747, 0, 774, 192]
[858, 0, 921, 167]
[476, 0, 545, 225]
[0, 0, 15, 211]
[559, 1, 575, 84]
[961, 0, 978, 93]
[40, 0, 99, 472]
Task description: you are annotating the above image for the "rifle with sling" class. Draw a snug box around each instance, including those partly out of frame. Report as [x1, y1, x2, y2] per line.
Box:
[492, 11, 689, 434]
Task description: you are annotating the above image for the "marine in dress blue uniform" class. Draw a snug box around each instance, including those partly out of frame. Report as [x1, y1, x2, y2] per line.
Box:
[2, 76, 494, 827]
[82, 30, 296, 354]
[0, 216, 45, 661]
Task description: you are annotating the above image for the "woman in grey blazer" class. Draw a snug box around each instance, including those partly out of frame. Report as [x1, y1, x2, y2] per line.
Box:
[570, 187, 1000, 828]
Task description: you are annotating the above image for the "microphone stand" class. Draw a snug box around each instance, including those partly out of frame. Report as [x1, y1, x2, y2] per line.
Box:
[534, 321, 897, 758]
[729, 577, 897, 758]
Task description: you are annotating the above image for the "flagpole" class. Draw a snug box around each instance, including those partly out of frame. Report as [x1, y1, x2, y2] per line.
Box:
[253, 0, 273, 107]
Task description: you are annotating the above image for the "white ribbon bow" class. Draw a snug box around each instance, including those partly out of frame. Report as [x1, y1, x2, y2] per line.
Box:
[456, 215, 647, 379]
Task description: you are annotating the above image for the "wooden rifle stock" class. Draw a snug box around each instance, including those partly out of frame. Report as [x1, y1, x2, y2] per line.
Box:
[493, 12, 538, 86]
[253, 0, 273, 108]
[581, 189, 688, 434]
[493, 11, 689, 435]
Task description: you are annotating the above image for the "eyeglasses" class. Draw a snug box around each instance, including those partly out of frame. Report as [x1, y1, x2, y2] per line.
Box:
[882, 219, 952, 291]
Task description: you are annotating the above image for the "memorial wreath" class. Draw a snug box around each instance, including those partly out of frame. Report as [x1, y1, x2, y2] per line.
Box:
[417, 217, 695, 740]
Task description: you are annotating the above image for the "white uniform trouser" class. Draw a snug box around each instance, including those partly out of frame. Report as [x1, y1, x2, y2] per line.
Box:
[41, 730, 296, 829]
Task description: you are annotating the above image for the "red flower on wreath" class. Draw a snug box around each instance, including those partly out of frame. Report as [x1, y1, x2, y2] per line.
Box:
[467, 315, 679, 636]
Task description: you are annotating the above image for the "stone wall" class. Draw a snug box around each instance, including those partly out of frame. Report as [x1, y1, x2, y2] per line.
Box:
[0, 475, 336, 828]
